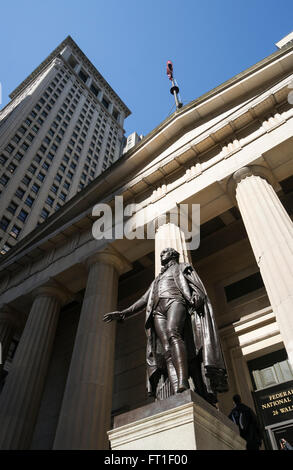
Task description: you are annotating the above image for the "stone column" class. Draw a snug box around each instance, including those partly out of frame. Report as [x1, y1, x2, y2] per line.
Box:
[0, 305, 19, 374]
[231, 165, 293, 366]
[53, 248, 128, 450]
[0, 283, 68, 449]
[155, 220, 191, 275]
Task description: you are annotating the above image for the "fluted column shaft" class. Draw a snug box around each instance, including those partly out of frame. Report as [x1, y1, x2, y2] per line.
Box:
[155, 222, 191, 275]
[53, 250, 125, 450]
[0, 287, 65, 449]
[233, 167, 293, 365]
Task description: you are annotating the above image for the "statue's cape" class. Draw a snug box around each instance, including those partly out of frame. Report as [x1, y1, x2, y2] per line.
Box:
[145, 262, 228, 397]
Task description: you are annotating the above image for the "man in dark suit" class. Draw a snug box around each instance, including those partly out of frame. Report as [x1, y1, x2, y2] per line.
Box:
[104, 247, 228, 403]
[229, 394, 263, 450]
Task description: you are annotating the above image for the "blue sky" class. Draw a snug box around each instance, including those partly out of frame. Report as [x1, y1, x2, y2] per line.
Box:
[0, 0, 293, 137]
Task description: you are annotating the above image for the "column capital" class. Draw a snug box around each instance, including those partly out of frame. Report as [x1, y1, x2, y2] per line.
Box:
[232, 166, 254, 184]
[32, 280, 72, 305]
[85, 246, 132, 275]
[227, 164, 277, 200]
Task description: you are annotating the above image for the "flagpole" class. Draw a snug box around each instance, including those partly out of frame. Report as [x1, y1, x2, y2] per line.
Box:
[170, 78, 181, 109]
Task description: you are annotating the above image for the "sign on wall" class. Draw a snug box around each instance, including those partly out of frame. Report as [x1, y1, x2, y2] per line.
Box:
[253, 380, 293, 427]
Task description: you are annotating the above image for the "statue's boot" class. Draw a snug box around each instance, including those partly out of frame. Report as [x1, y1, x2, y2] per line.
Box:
[170, 338, 189, 393]
[164, 350, 178, 394]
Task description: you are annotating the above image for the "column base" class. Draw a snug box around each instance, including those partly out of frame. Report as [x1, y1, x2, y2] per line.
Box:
[108, 390, 246, 450]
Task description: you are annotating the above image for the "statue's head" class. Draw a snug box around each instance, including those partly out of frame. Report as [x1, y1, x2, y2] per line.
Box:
[160, 247, 180, 266]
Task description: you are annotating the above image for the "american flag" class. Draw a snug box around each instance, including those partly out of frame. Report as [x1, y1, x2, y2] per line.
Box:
[166, 60, 173, 80]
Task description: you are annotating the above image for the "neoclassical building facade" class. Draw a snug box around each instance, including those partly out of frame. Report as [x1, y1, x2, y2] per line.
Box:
[0, 34, 293, 450]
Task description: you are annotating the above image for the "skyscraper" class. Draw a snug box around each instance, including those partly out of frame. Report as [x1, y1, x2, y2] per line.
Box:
[0, 36, 131, 255]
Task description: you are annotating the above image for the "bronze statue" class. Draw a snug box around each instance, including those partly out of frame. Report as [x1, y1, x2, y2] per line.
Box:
[103, 247, 228, 405]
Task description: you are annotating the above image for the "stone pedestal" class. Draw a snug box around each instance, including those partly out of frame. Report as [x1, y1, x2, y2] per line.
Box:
[108, 390, 245, 450]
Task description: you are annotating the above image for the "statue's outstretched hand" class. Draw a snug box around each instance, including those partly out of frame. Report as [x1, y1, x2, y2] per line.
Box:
[103, 311, 124, 323]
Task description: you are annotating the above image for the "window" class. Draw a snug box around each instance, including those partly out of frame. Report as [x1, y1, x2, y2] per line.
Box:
[90, 83, 100, 97]
[112, 108, 120, 121]
[18, 126, 26, 134]
[68, 54, 78, 70]
[41, 208, 49, 219]
[15, 187, 25, 199]
[26, 133, 34, 142]
[46, 195, 54, 206]
[10, 225, 21, 239]
[37, 172, 46, 182]
[5, 144, 15, 154]
[34, 154, 42, 164]
[78, 69, 88, 83]
[28, 165, 37, 174]
[0, 242, 12, 255]
[0, 216, 10, 231]
[21, 142, 29, 152]
[0, 154, 7, 164]
[102, 97, 110, 109]
[0, 174, 10, 186]
[25, 195, 34, 207]
[22, 175, 31, 186]
[7, 201, 18, 215]
[31, 183, 40, 194]
[12, 134, 21, 144]
[59, 192, 67, 201]
[18, 209, 28, 222]
[51, 184, 58, 195]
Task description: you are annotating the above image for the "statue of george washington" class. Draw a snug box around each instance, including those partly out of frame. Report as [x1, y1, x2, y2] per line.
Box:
[103, 247, 228, 405]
